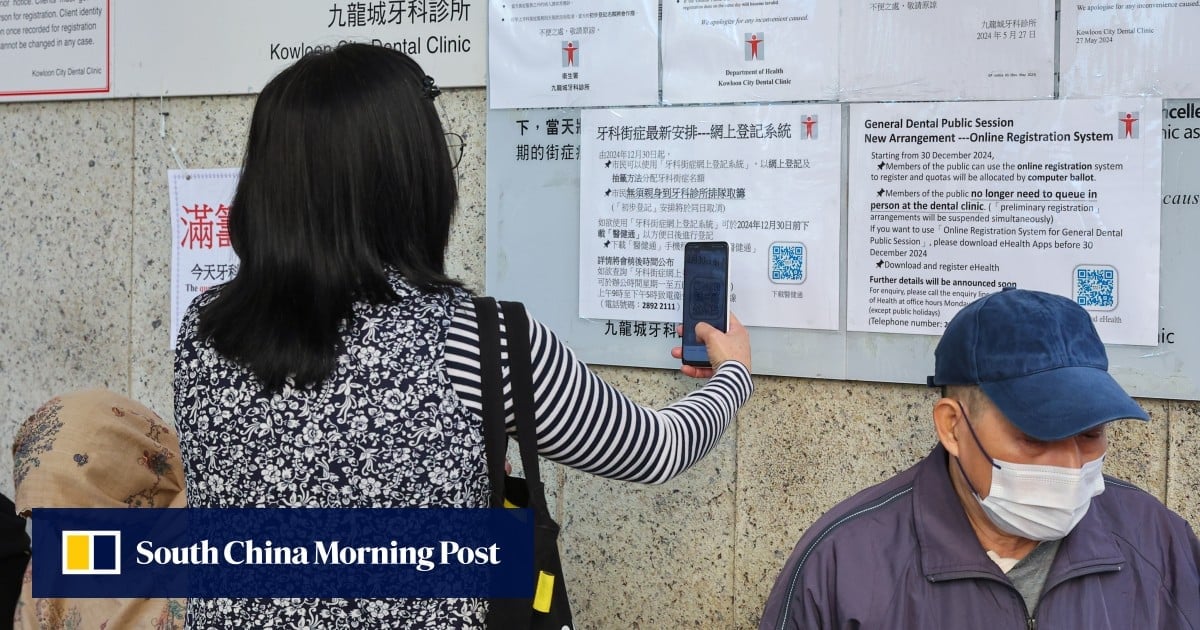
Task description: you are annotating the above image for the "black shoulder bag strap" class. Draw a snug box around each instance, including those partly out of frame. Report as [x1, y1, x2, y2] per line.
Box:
[476, 296, 531, 627]
[474, 296, 574, 629]
[500, 300, 573, 629]
[473, 296, 509, 510]
[498, 301, 550, 515]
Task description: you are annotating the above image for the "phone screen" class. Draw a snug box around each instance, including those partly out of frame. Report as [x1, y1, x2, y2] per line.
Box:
[681, 241, 730, 367]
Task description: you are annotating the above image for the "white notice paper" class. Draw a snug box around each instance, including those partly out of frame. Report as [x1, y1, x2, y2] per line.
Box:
[846, 99, 1162, 345]
[102, 0, 485, 100]
[169, 169, 241, 349]
[1061, 3, 1200, 98]
[488, 0, 658, 109]
[580, 105, 842, 331]
[661, 0, 837, 105]
[839, 1, 1054, 102]
[0, 0, 108, 99]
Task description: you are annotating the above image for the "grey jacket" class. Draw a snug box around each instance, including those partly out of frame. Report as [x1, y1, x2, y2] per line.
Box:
[760, 444, 1200, 629]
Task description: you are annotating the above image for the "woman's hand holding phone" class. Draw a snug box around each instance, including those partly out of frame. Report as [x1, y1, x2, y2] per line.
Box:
[671, 313, 752, 379]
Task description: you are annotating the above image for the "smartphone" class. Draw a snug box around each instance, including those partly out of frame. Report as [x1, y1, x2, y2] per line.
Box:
[681, 241, 731, 367]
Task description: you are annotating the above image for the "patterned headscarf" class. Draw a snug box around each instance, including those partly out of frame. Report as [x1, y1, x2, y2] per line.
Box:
[11, 388, 186, 629]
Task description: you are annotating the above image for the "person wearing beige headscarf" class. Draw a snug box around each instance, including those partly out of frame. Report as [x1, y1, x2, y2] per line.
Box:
[11, 388, 186, 630]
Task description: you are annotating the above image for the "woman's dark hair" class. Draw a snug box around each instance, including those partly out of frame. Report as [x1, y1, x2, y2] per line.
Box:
[198, 43, 461, 390]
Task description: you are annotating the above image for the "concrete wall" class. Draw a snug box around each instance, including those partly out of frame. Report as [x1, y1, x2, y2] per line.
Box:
[2, 89, 1196, 628]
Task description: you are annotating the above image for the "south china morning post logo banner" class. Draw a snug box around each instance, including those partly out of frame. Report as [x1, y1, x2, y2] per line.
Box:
[33, 508, 534, 598]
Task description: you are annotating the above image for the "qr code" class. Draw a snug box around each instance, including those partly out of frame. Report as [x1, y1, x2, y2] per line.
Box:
[770, 242, 805, 284]
[1073, 265, 1117, 310]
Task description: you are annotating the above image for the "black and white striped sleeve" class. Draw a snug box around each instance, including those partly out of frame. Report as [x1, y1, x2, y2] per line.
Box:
[445, 297, 753, 484]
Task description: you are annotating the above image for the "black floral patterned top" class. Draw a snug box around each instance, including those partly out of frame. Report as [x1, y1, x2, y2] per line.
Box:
[175, 271, 753, 628]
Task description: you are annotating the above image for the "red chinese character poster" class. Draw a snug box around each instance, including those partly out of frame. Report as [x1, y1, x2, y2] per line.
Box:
[169, 168, 240, 348]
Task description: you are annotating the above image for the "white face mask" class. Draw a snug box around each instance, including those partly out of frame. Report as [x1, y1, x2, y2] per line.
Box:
[976, 456, 1105, 541]
[954, 403, 1106, 541]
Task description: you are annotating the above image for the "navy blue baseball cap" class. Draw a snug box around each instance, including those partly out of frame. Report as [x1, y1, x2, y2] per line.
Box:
[928, 287, 1148, 441]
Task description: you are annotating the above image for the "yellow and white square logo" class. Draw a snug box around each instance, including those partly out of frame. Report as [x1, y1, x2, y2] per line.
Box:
[61, 531, 121, 575]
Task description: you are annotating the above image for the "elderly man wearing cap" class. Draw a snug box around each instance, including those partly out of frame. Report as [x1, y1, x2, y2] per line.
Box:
[760, 288, 1200, 630]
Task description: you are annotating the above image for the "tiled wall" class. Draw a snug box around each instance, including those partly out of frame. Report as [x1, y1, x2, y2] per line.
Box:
[2, 91, 1196, 629]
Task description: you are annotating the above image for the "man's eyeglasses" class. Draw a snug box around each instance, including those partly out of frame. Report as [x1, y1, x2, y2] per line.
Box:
[445, 132, 465, 170]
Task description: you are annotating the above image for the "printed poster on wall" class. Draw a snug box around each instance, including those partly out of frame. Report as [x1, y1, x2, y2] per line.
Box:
[0, 0, 109, 99]
[169, 169, 240, 349]
[1061, 2, 1200, 98]
[845, 99, 1162, 346]
[579, 104, 843, 331]
[661, 0, 837, 105]
[102, 0, 484, 100]
[839, 0, 1054, 102]
[488, 0, 658, 109]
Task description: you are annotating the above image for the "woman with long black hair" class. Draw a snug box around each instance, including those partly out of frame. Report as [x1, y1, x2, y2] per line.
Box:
[174, 43, 753, 627]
